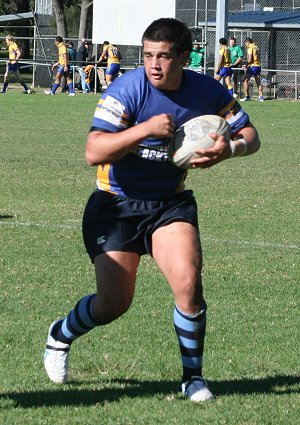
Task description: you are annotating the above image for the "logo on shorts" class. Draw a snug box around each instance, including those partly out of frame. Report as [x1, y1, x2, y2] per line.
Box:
[97, 235, 106, 245]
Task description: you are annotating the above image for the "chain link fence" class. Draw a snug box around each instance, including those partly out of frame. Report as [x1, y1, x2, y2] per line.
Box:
[1, 0, 299, 98]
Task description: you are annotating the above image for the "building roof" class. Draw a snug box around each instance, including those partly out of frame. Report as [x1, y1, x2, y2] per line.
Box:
[0, 12, 34, 23]
[199, 11, 300, 30]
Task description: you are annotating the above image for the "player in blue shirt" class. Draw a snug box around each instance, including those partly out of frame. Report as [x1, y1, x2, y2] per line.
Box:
[44, 18, 260, 403]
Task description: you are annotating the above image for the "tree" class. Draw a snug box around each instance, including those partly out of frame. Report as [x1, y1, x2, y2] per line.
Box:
[78, 0, 93, 43]
[53, 0, 68, 37]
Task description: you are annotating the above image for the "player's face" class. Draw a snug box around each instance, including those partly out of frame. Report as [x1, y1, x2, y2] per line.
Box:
[143, 40, 188, 91]
[229, 39, 235, 47]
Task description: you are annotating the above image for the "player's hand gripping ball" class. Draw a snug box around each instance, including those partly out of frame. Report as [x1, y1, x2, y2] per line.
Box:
[168, 115, 231, 169]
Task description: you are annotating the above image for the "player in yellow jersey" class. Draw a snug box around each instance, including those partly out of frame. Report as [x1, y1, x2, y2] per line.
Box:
[241, 37, 264, 102]
[44, 36, 75, 96]
[97, 41, 121, 87]
[214, 38, 233, 96]
[1, 34, 30, 94]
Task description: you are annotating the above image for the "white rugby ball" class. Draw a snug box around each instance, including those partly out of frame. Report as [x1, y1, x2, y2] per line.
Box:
[168, 115, 231, 169]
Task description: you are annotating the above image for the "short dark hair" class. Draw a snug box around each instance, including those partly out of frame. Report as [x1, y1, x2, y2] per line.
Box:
[219, 38, 227, 45]
[229, 36, 236, 41]
[245, 37, 253, 43]
[142, 18, 192, 55]
[55, 36, 63, 43]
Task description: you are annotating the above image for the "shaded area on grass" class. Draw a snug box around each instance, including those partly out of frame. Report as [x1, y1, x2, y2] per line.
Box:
[1, 375, 299, 408]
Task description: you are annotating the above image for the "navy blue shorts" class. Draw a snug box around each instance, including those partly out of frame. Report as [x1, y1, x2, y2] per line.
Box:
[106, 63, 120, 76]
[218, 67, 233, 77]
[82, 190, 198, 261]
[246, 66, 261, 76]
[8, 62, 19, 72]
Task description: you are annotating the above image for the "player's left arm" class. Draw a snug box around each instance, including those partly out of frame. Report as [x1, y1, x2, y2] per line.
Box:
[14, 48, 22, 62]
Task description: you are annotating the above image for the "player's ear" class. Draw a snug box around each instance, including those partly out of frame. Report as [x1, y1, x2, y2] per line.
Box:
[180, 51, 190, 65]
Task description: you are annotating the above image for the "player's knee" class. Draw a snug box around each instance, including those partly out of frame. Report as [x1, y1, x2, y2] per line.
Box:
[92, 294, 133, 324]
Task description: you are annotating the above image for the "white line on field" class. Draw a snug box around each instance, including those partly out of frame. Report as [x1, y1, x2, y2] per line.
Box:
[1, 220, 299, 251]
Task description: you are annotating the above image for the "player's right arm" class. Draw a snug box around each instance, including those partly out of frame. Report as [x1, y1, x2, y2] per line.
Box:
[86, 114, 175, 165]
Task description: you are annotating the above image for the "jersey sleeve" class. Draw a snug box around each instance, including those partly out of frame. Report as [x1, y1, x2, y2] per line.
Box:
[90, 73, 138, 133]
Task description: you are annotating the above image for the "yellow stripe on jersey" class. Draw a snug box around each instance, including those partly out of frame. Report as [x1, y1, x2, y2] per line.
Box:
[8, 42, 19, 61]
[96, 164, 113, 192]
[218, 98, 237, 118]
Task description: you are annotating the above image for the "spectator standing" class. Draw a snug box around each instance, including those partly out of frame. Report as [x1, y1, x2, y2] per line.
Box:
[1, 34, 30, 94]
[214, 37, 233, 96]
[228, 36, 243, 98]
[241, 37, 264, 102]
[76, 38, 91, 93]
[188, 42, 205, 73]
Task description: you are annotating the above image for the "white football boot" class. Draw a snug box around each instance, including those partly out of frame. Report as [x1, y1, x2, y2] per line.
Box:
[182, 376, 214, 402]
[44, 320, 70, 384]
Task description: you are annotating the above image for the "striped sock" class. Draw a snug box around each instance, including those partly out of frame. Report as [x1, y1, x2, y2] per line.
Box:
[52, 294, 98, 344]
[174, 303, 207, 382]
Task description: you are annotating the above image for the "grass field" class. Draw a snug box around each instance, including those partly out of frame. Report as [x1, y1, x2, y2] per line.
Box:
[0, 89, 299, 424]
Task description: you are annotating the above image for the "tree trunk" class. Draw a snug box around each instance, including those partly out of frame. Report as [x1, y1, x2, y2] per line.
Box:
[78, 0, 92, 47]
[53, 0, 68, 38]
[15, 0, 31, 58]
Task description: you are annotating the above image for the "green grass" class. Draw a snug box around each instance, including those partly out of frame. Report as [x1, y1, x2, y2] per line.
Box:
[0, 90, 299, 424]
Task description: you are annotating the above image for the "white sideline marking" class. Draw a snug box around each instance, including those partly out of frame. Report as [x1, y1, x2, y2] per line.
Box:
[203, 237, 300, 251]
[0, 221, 79, 230]
[1, 220, 299, 251]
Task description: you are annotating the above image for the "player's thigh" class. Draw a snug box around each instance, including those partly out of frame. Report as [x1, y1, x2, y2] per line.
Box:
[93, 251, 140, 317]
[13, 70, 21, 81]
[152, 221, 202, 293]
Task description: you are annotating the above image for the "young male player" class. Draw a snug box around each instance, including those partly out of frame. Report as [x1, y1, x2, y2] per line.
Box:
[44, 18, 260, 403]
[97, 41, 121, 87]
[44, 36, 75, 96]
[1, 34, 31, 94]
[241, 37, 264, 102]
[214, 37, 234, 96]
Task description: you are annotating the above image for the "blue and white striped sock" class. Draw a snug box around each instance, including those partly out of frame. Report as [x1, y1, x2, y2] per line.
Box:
[173, 303, 207, 382]
[52, 294, 98, 344]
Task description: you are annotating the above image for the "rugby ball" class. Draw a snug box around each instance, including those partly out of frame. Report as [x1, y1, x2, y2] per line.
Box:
[168, 115, 231, 169]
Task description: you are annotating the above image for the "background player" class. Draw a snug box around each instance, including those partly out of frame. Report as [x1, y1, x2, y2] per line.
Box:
[44, 36, 75, 96]
[241, 37, 264, 102]
[1, 34, 30, 94]
[44, 18, 260, 403]
[97, 41, 121, 87]
[214, 37, 233, 96]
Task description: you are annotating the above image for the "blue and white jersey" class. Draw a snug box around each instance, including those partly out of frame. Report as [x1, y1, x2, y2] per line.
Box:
[91, 67, 249, 200]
